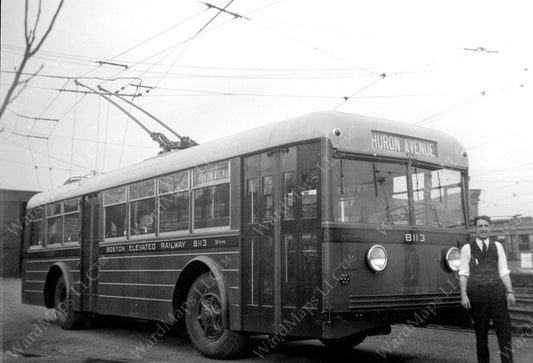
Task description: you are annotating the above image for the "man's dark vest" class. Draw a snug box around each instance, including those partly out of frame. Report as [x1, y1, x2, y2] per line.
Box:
[469, 240, 500, 286]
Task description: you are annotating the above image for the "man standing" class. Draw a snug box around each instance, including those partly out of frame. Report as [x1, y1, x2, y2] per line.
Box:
[459, 215, 516, 363]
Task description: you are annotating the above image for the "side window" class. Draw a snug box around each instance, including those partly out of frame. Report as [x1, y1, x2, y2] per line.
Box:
[63, 199, 79, 243]
[29, 206, 43, 246]
[159, 171, 189, 233]
[262, 176, 273, 221]
[301, 169, 318, 219]
[282, 172, 296, 220]
[46, 202, 63, 244]
[104, 186, 127, 239]
[298, 143, 320, 220]
[129, 180, 156, 236]
[246, 178, 258, 224]
[193, 163, 230, 229]
[244, 155, 260, 225]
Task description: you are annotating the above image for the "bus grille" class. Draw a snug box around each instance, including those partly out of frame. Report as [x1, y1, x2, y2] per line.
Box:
[348, 293, 461, 311]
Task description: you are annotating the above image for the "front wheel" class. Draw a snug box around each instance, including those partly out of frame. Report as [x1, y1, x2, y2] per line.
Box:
[320, 333, 367, 350]
[54, 276, 85, 329]
[185, 272, 246, 359]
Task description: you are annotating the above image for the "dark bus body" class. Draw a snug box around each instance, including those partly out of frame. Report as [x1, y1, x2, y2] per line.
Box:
[22, 111, 469, 358]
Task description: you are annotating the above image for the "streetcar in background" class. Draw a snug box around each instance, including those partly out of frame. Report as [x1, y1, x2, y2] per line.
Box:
[22, 111, 470, 358]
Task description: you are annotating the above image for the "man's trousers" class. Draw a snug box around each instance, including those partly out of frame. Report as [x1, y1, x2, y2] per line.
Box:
[468, 281, 513, 363]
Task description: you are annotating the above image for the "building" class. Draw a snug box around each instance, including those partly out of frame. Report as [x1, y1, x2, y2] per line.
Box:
[489, 216, 533, 276]
[468, 188, 533, 275]
[0, 189, 38, 277]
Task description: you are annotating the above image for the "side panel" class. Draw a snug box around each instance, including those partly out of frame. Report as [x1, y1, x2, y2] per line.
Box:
[21, 248, 81, 307]
[96, 237, 239, 321]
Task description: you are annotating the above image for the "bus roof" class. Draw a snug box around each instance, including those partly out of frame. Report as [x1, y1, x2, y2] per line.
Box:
[27, 111, 468, 209]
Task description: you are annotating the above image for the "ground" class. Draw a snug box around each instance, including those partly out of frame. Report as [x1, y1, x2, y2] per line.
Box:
[1, 278, 532, 362]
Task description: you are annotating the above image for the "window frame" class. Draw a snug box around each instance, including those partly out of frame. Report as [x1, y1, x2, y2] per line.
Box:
[192, 162, 231, 232]
[103, 186, 128, 242]
[330, 153, 468, 229]
[28, 206, 44, 249]
[128, 179, 157, 239]
[38, 198, 81, 248]
[158, 170, 191, 236]
[62, 198, 80, 245]
[45, 202, 63, 247]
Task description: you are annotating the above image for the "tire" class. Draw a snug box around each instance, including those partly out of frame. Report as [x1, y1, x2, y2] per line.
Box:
[54, 276, 85, 329]
[320, 332, 367, 350]
[185, 272, 246, 359]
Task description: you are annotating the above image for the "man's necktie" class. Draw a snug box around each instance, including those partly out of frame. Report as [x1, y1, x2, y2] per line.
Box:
[482, 241, 487, 253]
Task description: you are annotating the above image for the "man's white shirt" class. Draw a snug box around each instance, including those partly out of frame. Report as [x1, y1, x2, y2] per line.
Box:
[458, 238, 510, 278]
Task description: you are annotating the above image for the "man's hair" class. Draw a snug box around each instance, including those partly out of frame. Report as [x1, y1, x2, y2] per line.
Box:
[474, 215, 491, 226]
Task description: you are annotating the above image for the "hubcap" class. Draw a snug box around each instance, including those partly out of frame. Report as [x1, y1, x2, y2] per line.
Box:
[196, 292, 223, 340]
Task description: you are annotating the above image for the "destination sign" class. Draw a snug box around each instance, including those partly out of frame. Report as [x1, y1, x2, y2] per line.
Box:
[193, 163, 229, 186]
[371, 131, 438, 158]
[101, 235, 239, 255]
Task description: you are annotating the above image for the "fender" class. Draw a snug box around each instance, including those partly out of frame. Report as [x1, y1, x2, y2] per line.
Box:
[44, 262, 76, 308]
[181, 256, 230, 328]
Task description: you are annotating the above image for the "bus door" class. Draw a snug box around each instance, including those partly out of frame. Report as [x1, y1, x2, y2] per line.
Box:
[80, 193, 99, 313]
[242, 142, 321, 336]
[279, 143, 321, 337]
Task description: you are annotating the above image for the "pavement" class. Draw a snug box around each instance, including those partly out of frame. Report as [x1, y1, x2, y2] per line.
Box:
[1, 277, 532, 362]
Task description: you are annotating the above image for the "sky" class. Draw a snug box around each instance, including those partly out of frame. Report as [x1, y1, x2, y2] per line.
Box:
[1, 0, 532, 218]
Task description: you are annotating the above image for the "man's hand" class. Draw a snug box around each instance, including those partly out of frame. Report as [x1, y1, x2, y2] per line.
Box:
[507, 293, 516, 306]
[461, 295, 471, 309]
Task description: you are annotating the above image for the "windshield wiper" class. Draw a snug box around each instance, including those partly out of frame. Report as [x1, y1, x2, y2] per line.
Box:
[437, 171, 443, 202]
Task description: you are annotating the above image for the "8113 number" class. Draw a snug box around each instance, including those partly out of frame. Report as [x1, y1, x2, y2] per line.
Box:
[405, 233, 426, 242]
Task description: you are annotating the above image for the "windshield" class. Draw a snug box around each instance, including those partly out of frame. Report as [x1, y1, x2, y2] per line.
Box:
[332, 159, 466, 228]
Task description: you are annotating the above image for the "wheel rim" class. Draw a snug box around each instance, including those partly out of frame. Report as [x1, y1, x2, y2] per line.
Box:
[59, 287, 66, 304]
[57, 286, 67, 314]
[195, 292, 223, 340]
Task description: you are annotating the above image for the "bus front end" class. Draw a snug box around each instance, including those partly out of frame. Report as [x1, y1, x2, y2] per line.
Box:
[320, 126, 470, 342]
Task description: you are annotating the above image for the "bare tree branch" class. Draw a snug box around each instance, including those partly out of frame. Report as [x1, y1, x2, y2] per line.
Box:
[32, 1, 43, 45]
[7, 65, 44, 106]
[24, 0, 30, 44]
[30, 0, 64, 57]
[0, 0, 64, 119]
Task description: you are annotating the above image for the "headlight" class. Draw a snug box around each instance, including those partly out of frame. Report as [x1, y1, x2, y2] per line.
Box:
[444, 247, 461, 272]
[366, 245, 388, 272]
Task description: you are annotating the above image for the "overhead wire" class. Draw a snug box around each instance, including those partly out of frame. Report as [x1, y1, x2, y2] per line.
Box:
[99, 0, 247, 91]
[3, 6, 213, 184]
[333, 74, 387, 110]
[69, 83, 79, 175]
[108, 1, 239, 165]
[96, 96, 101, 172]
[152, 0, 237, 89]
[4, 2, 530, 195]
[102, 101, 110, 171]
[415, 93, 486, 126]
[415, 82, 525, 126]
[2, 137, 94, 172]
[249, 19, 380, 77]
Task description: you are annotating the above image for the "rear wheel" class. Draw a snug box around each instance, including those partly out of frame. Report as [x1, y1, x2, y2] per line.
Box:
[54, 276, 85, 329]
[185, 272, 246, 358]
[320, 333, 367, 350]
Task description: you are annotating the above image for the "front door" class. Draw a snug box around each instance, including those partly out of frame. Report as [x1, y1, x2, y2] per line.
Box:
[242, 150, 277, 333]
[242, 142, 321, 336]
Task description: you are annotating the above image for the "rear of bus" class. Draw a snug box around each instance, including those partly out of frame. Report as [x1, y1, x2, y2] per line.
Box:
[320, 119, 469, 340]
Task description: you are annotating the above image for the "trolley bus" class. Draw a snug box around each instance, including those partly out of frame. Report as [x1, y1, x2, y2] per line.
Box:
[22, 111, 470, 358]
